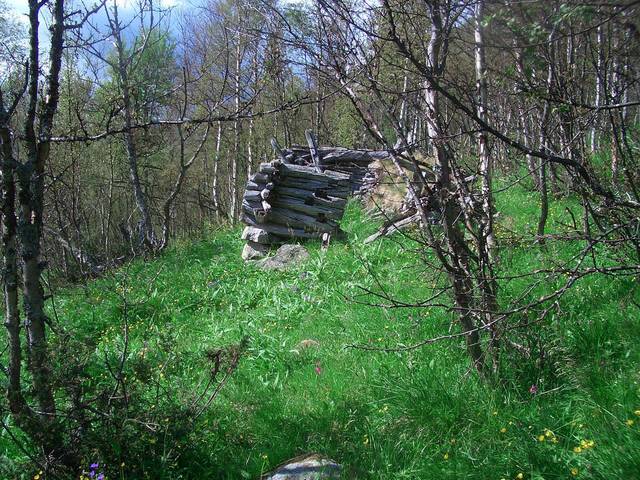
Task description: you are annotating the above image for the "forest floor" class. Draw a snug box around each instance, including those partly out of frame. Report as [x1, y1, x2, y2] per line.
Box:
[2, 185, 640, 479]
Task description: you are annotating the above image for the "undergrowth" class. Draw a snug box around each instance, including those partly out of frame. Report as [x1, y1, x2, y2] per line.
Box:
[1, 185, 639, 479]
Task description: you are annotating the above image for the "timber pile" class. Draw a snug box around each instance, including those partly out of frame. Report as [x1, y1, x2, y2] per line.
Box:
[241, 159, 354, 252]
[240, 134, 440, 256]
[273, 144, 390, 194]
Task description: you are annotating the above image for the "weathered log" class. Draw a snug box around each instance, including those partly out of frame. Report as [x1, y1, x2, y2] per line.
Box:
[242, 213, 319, 238]
[363, 212, 421, 244]
[246, 181, 267, 191]
[243, 190, 263, 202]
[305, 129, 322, 173]
[242, 199, 267, 223]
[275, 187, 347, 209]
[243, 198, 263, 210]
[271, 138, 289, 163]
[267, 208, 338, 233]
[259, 165, 278, 175]
[279, 163, 350, 183]
[276, 177, 351, 197]
[310, 194, 347, 209]
[251, 172, 271, 184]
[271, 196, 344, 220]
[256, 210, 268, 223]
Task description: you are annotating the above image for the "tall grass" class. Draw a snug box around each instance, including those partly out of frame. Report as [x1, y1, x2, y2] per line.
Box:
[1, 185, 639, 479]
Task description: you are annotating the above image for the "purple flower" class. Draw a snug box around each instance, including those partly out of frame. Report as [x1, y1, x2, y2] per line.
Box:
[97, 474, 105, 480]
[90, 463, 99, 470]
[529, 384, 538, 394]
[89, 472, 95, 479]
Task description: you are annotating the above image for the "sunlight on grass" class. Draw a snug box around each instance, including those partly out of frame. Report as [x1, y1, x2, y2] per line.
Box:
[3, 188, 637, 479]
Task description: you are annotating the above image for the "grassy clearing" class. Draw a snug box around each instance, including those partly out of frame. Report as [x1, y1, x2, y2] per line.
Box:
[2, 185, 639, 479]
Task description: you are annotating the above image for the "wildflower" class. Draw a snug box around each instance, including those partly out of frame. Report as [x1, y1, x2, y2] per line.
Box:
[443, 452, 449, 460]
[529, 384, 538, 394]
[97, 475, 104, 480]
[90, 464, 99, 470]
[573, 446, 582, 453]
[571, 467, 579, 476]
[516, 473, 524, 479]
[626, 419, 634, 426]
[315, 362, 322, 375]
[537, 435, 545, 442]
[544, 429, 553, 438]
[363, 435, 369, 446]
[551, 437, 558, 444]
[261, 454, 268, 460]
[500, 427, 507, 433]
[450, 438, 456, 444]
[586, 440, 595, 448]
[493, 411, 498, 415]
[634, 410, 640, 416]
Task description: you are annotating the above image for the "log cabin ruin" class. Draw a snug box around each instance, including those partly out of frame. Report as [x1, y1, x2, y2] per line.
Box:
[240, 131, 438, 259]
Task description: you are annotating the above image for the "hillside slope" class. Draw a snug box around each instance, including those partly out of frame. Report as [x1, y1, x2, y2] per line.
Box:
[2, 187, 639, 480]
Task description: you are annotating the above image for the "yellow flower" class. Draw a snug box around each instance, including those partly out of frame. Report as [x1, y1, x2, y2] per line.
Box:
[450, 438, 456, 444]
[34, 475, 39, 480]
[493, 411, 498, 415]
[443, 452, 449, 460]
[537, 435, 545, 442]
[544, 429, 553, 438]
[626, 419, 634, 426]
[516, 473, 524, 479]
[551, 437, 558, 444]
[571, 467, 579, 476]
[573, 446, 582, 453]
[500, 427, 507, 433]
[363, 435, 369, 446]
[586, 440, 594, 448]
[634, 410, 640, 416]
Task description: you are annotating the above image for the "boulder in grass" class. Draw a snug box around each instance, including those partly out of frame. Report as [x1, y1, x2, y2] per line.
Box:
[242, 241, 271, 260]
[256, 244, 309, 270]
[261, 453, 342, 480]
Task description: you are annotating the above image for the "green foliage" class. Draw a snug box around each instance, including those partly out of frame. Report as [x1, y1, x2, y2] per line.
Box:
[2, 189, 640, 479]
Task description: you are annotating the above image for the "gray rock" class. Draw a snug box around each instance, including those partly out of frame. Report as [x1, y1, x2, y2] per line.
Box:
[241, 226, 274, 244]
[256, 244, 310, 270]
[242, 241, 270, 260]
[262, 454, 341, 480]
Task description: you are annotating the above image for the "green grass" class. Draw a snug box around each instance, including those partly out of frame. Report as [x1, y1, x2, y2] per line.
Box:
[2, 185, 639, 479]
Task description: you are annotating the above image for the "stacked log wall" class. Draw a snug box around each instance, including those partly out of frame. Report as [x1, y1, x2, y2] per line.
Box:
[240, 147, 382, 250]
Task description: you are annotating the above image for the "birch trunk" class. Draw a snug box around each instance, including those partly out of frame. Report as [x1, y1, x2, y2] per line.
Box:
[213, 121, 222, 221]
[591, 24, 603, 154]
[230, 20, 241, 223]
[109, 1, 157, 249]
[424, 2, 485, 374]
[474, 0, 495, 259]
